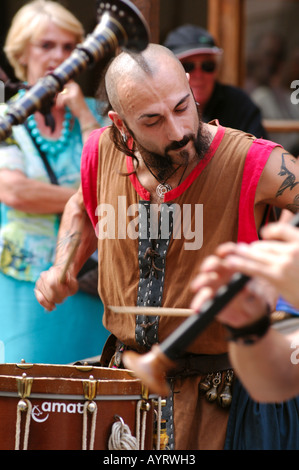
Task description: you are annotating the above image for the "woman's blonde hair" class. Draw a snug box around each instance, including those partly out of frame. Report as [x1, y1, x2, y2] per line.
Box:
[4, 0, 85, 81]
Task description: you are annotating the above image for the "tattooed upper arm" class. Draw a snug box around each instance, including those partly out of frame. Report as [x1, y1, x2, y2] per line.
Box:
[256, 148, 299, 213]
[276, 152, 299, 198]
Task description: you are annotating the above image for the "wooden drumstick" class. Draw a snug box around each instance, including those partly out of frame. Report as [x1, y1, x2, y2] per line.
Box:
[109, 306, 194, 317]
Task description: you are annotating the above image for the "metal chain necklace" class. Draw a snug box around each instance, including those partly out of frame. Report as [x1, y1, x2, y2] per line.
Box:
[142, 160, 187, 198]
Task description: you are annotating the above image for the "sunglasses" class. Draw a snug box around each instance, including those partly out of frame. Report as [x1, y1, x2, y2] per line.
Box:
[182, 60, 217, 74]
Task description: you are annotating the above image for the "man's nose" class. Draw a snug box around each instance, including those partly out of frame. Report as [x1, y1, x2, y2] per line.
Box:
[166, 117, 185, 143]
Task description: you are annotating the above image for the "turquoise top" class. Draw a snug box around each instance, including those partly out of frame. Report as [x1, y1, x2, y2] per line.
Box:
[0, 96, 105, 282]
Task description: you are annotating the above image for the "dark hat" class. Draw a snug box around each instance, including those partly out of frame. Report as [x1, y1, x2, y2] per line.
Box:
[164, 24, 222, 59]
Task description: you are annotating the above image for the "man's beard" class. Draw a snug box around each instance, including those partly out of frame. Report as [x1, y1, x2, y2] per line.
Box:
[127, 107, 209, 182]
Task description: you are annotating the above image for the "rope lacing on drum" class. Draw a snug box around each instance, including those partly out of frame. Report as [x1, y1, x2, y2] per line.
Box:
[15, 399, 32, 450]
[136, 400, 148, 450]
[155, 396, 162, 450]
[82, 401, 98, 450]
[13, 395, 161, 450]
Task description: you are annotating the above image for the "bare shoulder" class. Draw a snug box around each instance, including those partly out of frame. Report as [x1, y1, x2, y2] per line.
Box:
[256, 147, 299, 211]
[265, 147, 298, 175]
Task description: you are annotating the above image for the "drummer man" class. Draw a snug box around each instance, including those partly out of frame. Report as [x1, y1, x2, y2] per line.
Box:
[35, 44, 299, 450]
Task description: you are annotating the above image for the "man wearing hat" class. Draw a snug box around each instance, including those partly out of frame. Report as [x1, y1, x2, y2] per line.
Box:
[164, 25, 267, 138]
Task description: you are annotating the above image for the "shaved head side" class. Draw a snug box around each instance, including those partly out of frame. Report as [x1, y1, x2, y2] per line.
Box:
[105, 43, 183, 115]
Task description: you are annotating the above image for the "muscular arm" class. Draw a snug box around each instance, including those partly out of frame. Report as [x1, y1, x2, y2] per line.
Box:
[255, 148, 299, 217]
[54, 184, 97, 275]
[35, 185, 97, 310]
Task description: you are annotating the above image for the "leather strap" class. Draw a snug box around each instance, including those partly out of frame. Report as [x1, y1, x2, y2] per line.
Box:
[135, 201, 174, 349]
[167, 352, 231, 378]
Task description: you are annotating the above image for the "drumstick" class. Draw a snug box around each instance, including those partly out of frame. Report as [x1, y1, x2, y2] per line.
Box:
[109, 306, 194, 317]
[59, 219, 85, 284]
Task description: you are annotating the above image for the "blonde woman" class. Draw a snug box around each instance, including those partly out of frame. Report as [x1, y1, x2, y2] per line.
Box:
[0, 0, 109, 364]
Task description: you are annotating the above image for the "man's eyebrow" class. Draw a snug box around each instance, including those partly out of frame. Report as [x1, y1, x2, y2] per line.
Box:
[137, 93, 191, 121]
[175, 93, 190, 108]
[138, 112, 160, 121]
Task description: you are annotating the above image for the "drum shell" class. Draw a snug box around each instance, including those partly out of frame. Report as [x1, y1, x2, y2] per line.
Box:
[0, 363, 155, 450]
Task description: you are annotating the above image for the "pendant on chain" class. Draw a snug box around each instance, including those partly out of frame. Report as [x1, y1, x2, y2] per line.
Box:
[156, 183, 172, 198]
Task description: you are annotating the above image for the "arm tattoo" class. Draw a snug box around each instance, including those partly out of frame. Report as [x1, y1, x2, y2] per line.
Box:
[55, 230, 81, 266]
[286, 194, 299, 214]
[276, 152, 299, 197]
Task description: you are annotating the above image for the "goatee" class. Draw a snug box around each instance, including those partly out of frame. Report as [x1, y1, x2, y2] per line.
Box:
[136, 117, 210, 182]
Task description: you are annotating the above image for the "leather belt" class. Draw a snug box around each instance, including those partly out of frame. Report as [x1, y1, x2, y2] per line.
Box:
[167, 353, 231, 379]
[97, 335, 231, 381]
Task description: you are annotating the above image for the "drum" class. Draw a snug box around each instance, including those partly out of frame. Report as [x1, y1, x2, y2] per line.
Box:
[0, 362, 161, 450]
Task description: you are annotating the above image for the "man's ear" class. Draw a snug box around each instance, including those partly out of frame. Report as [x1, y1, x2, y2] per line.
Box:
[108, 110, 125, 133]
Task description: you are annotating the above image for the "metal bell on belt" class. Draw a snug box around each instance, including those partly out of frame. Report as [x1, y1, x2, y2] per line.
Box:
[206, 371, 222, 402]
[199, 372, 213, 392]
[218, 370, 233, 408]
